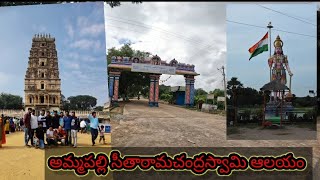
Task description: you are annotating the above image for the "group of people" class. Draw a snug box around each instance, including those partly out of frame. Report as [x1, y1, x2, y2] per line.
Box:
[1, 116, 24, 134]
[0, 108, 107, 148]
[22, 108, 103, 149]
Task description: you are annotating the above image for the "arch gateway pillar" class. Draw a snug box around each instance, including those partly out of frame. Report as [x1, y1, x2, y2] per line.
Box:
[149, 74, 161, 107]
[185, 75, 195, 107]
[108, 70, 121, 106]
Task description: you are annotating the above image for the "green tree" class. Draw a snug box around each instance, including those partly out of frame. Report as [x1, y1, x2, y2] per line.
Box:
[195, 88, 208, 96]
[94, 106, 104, 111]
[0, 93, 23, 109]
[67, 95, 97, 110]
[105, 1, 142, 8]
[107, 44, 135, 65]
[227, 77, 244, 105]
[159, 85, 173, 102]
[237, 87, 263, 107]
[210, 89, 224, 97]
[108, 44, 151, 99]
[227, 77, 244, 125]
[293, 95, 316, 107]
[194, 88, 208, 105]
[61, 94, 71, 111]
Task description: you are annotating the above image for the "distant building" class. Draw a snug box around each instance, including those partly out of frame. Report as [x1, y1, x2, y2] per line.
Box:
[170, 86, 185, 105]
[24, 34, 61, 112]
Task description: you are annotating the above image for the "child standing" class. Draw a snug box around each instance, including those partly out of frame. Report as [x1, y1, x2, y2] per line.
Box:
[33, 131, 39, 149]
[35, 123, 45, 149]
[99, 125, 105, 144]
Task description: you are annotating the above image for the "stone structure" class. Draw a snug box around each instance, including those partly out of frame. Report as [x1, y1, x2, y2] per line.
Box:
[108, 55, 199, 107]
[24, 34, 61, 112]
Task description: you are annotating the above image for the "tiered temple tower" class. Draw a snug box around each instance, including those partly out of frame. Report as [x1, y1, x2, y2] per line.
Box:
[24, 34, 61, 112]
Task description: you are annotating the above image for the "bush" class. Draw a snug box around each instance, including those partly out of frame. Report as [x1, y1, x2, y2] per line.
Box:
[243, 109, 251, 121]
[160, 93, 173, 102]
[217, 101, 224, 110]
[194, 95, 206, 105]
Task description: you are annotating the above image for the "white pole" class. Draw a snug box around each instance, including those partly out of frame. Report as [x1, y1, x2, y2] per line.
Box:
[267, 22, 273, 82]
[267, 22, 274, 102]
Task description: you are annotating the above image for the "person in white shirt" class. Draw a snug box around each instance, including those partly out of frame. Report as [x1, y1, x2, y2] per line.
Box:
[80, 119, 86, 134]
[37, 110, 46, 131]
[30, 110, 38, 147]
[46, 126, 56, 146]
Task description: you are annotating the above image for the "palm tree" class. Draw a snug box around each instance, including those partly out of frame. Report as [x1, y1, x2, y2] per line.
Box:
[227, 77, 244, 125]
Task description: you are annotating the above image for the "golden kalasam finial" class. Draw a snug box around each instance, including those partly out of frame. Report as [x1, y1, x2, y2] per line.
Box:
[274, 35, 283, 48]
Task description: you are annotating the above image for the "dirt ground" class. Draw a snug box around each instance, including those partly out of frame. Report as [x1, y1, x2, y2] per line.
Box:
[110, 99, 318, 147]
[227, 123, 317, 140]
[110, 99, 320, 178]
[111, 99, 226, 147]
[0, 131, 111, 180]
[1, 99, 320, 179]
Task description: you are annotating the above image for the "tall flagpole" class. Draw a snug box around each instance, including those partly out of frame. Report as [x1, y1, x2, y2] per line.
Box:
[267, 22, 273, 82]
[267, 22, 274, 103]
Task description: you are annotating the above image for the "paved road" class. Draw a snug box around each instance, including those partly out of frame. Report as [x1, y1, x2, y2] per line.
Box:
[111, 99, 320, 178]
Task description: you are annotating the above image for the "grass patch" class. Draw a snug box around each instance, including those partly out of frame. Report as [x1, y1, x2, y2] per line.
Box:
[234, 123, 260, 128]
[110, 102, 126, 115]
[293, 123, 317, 131]
[227, 127, 241, 135]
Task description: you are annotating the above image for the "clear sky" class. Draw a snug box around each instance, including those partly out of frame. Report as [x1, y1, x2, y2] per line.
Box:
[104, 2, 226, 96]
[0, 2, 108, 106]
[227, 3, 317, 97]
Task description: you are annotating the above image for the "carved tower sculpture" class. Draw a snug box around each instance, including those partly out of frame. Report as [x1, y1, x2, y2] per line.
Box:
[24, 34, 61, 112]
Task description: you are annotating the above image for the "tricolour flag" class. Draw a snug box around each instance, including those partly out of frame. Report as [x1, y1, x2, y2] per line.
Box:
[248, 32, 268, 60]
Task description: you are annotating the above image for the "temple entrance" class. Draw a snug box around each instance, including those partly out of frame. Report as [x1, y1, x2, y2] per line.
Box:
[108, 55, 199, 107]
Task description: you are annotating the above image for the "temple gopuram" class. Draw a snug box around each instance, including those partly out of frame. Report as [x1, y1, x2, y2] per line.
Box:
[24, 34, 61, 113]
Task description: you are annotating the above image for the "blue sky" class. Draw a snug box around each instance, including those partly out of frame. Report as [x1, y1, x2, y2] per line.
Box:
[0, 2, 107, 106]
[227, 3, 317, 97]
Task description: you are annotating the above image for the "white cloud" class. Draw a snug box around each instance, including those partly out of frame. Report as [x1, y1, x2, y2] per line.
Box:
[65, 52, 104, 62]
[66, 23, 74, 38]
[65, 52, 80, 59]
[64, 61, 80, 70]
[81, 55, 100, 62]
[70, 39, 102, 50]
[80, 23, 105, 37]
[77, 16, 89, 27]
[105, 2, 226, 92]
[71, 70, 89, 80]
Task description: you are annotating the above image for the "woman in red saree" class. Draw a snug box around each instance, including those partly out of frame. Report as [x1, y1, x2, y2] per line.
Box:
[0, 116, 6, 147]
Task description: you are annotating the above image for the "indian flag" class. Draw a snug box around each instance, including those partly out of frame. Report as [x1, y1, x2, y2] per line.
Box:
[248, 32, 268, 60]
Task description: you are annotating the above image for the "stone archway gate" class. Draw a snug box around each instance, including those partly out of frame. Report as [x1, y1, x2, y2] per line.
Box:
[108, 55, 199, 107]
